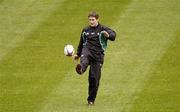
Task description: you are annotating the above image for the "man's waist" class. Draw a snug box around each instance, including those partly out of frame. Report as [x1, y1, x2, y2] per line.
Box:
[84, 46, 104, 55]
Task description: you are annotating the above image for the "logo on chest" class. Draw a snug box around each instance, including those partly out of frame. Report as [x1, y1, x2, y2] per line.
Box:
[85, 32, 100, 36]
[91, 32, 95, 35]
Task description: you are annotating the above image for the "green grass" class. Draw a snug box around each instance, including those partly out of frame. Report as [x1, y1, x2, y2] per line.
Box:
[0, 0, 180, 112]
[131, 36, 180, 112]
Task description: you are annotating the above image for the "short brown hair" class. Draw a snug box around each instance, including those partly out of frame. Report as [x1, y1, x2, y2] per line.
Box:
[88, 11, 99, 19]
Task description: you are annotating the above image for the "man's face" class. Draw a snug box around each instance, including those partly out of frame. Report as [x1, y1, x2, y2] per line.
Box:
[88, 17, 99, 27]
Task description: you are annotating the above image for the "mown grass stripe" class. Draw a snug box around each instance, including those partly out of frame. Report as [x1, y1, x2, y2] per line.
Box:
[131, 36, 180, 112]
[0, 0, 65, 62]
[0, 0, 67, 111]
[102, 0, 180, 111]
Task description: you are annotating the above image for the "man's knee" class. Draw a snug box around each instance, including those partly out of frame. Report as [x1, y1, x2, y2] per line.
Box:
[80, 56, 89, 72]
[89, 77, 99, 87]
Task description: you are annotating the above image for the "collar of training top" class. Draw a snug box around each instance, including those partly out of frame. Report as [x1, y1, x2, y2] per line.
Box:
[90, 23, 100, 28]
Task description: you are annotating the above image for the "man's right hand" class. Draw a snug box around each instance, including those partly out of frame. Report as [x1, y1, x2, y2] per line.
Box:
[73, 54, 79, 60]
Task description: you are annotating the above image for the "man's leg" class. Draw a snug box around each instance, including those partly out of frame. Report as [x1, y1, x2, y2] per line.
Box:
[87, 60, 102, 104]
[76, 48, 90, 74]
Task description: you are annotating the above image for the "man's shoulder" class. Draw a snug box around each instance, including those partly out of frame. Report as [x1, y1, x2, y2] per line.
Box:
[99, 24, 109, 29]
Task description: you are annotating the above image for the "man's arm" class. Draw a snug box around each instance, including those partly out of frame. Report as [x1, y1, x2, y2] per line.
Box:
[75, 30, 84, 59]
[102, 26, 116, 41]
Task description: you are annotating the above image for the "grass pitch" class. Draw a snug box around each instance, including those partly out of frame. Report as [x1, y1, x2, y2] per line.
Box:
[0, 0, 179, 112]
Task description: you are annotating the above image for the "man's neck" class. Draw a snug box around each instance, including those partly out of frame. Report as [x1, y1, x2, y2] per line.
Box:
[91, 23, 99, 28]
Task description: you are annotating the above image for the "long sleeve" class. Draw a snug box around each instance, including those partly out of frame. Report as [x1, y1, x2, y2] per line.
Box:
[103, 26, 116, 41]
[76, 30, 84, 57]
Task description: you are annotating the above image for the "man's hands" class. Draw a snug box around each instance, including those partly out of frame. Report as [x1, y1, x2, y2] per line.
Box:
[73, 54, 79, 60]
[102, 31, 109, 38]
[72, 54, 79, 65]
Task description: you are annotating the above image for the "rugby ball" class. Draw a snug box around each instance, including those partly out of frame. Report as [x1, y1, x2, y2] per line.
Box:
[64, 44, 75, 56]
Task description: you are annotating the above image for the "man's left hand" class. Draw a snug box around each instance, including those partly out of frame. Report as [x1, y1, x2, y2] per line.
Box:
[102, 31, 109, 38]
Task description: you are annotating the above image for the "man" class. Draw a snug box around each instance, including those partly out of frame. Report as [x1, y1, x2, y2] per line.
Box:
[73, 11, 116, 105]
